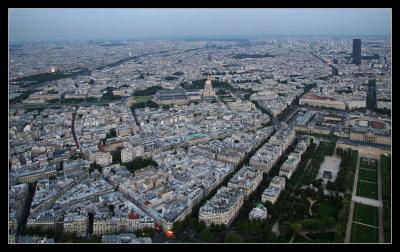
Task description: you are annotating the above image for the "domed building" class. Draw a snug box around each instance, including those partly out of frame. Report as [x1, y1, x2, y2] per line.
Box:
[154, 76, 217, 105]
[202, 76, 216, 97]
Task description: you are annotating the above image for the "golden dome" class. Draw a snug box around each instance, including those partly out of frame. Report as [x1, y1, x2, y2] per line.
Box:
[206, 75, 211, 83]
[204, 76, 212, 90]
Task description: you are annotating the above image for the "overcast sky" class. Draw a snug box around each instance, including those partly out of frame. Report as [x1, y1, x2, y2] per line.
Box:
[9, 8, 392, 42]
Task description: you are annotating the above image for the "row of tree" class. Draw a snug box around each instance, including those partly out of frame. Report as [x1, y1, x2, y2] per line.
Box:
[366, 79, 377, 110]
[101, 87, 123, 101]
[380, 154, 391, 243]
[122, 157, 158, 174]
[268, 141, 316, 223]
[302, 140, 336, 186]
[14, 68, 90, 88]
[133, 86, 163, 96]
[232, 53, 275, 59]
[279, 216, 337, 237]
[95, 56, 138, 71]
[130, 100, 158, 111]
[326, 148, 358, 192]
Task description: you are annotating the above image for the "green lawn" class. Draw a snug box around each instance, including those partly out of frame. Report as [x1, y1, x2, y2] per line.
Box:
[318, 201, 337, 218]
[133, 96, 153, 103]
[301, 232, 335, 243]
[59, 101, 82, 105]
[358, 168, 378, 183]
[356, 181, 378, 200]
[359, 161, 378, 171]
[350, 223, 379, 243]
[353, 203, 379, 227]
[23, 104, 51, 109]
[84, 99, 119, 105]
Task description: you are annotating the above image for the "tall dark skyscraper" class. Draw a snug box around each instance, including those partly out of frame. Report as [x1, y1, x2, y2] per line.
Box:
[352, 39, 361, 65]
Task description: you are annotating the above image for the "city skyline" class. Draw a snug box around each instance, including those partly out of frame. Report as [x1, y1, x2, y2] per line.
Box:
[9, 8, 391, 244]
[9, 8, 392, 43]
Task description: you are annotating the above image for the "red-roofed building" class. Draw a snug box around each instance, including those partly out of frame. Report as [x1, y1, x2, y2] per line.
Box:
[300, 92, 346, 110]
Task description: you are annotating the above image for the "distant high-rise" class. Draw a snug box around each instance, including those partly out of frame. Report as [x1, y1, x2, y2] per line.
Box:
[352, 39, 361, 65]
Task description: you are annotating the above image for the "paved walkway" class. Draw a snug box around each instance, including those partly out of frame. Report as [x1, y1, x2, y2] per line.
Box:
[352, 195, 382, 208]
[344, 155, 360, 243]
[272, 219, 280, 236]
[352, 221, 379, 229]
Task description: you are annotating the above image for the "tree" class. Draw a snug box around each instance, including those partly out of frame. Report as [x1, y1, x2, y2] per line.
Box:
[188, 218, 197, 229]
[53, 229, 64, 242]
[291, 222, 302, 233]
[313, 178, 323, 187]
[141, 227, 155, 238]
[110, 128, 117, 138]
[224, 233, 244, 243]
[264, 201, 274, 216]
[45, 227, 55, 238]
[321, 217, 336, 230]
[172, 221, 184, 236]
[218, 224, 227, 232]
[334, 230, 343, 243]
[183, 234, 194, 243]
[112, 149, 121, 164]
[253, 219, 262, 233]
[71, 231, 78, 243]
[209, 223, 226, 233]
[200, 228, 214, 242]
[26, 226, 43, 237]
[338, 209, 346, 223]
[108, 204, 115, 215]
[210, 223, 216, 232]
[237, 220, 249, 235]
[279, 221, 294, 237]
[197, 220, 206, 233]
[248, 220, 256, 234]
[293, 202, 309, 219]
[317, 186, 325, 199]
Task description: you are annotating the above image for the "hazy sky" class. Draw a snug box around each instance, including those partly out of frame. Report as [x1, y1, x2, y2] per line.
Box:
[9, 8, 392, 42]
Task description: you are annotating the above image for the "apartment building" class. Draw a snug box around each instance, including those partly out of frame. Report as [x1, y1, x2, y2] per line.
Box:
[198, 187, 244, 228]
[63, 213, 89, 237]
[121, 145, 144, 163]
[227, 165, 263, 199]
[268, 127, 296, 153]
[279, 152, 301, 179]
[92, 210, 154, 236]
[95, 152, 112, 167]
[249, 143, 282, 174]
[17, 167, 57, 184]
[261, 176, 286, 205]
[299, 93, 346, 110]
[249, 203, 268, 220]
[26, 210, 55, 232]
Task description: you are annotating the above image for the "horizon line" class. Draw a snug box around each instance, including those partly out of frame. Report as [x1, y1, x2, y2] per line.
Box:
[9, 34, 391, 44]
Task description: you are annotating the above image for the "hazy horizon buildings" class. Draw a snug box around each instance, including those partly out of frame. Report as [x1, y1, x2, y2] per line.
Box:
[9, 8, 391, 43]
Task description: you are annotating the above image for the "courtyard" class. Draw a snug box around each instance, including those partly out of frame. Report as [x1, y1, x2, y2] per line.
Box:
[316, 155, 342, 184]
